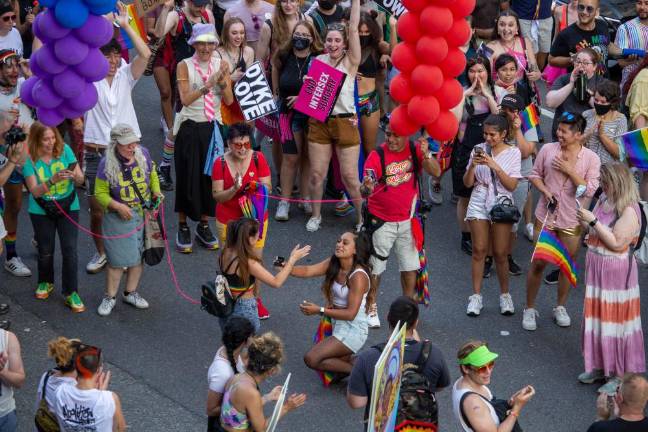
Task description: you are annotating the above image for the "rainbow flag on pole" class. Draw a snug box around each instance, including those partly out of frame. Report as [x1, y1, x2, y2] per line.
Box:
[519, 104, 540, 133]
[617, 128, 648, 170]
[531, 227, 578, 287]
[120, 4, 148, 49]
[312, 316, 334, 386]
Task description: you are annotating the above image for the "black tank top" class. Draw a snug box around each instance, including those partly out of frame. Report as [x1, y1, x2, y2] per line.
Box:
[173, 10, 209, 63]
[358, 50, 378, 78]
[278, 52, 313, 103]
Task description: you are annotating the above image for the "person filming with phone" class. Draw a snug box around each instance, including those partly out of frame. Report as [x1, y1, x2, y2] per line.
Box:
[23, 121, 85, 313]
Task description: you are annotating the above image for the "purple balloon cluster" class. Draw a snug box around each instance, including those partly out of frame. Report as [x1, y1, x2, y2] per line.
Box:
[20, 8, 114, 126]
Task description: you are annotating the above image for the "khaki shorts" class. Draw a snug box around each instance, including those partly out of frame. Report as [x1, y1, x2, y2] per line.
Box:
[370, 220, 420, 275]
[216, 218, 268, 249]
[308, 115, 360, 147]
[519, 17, 553, 53]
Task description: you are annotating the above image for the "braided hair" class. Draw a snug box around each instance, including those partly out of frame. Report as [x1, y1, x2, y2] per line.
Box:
[222, 316, 255, 373]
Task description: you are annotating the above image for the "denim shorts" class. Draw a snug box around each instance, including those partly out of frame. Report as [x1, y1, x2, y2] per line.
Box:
[332, 305, 368, 353]
[218, 297, 260, 333]
[7, 169, 22, 185]
[0, 410, 17, 432]
[83, 149, 104, 196]
[103, 211, 144, 268]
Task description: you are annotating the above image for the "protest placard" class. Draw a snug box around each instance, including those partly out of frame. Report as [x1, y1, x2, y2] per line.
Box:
[134, 0, 165, 17]
[234, 62, 277, 122]
[266, 373, 291, 432]
[374, 0, 406, 18]
[294, 59, 346, 123]
[367, 323, 407, 432]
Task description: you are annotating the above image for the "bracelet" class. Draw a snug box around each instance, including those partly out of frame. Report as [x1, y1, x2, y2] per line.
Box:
[589, 218, 598, 227]
[319, 307, 325, 316]
[509, 410, 520, 419]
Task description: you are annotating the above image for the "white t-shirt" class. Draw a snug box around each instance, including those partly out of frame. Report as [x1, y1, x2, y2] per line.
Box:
[0, 28, 23, 57]
[84, 60, 141, 147]
[54, 383, 116, 432]
[0, 77, 35, 127]
[34, 372, 76, 431]
[207, 347, 245, 393]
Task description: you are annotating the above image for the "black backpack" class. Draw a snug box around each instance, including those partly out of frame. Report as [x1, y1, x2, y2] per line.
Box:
[373, 340, 438, 426]
[200, 256, 244, 318]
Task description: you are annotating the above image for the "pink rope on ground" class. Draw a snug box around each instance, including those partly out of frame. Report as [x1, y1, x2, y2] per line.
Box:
[260, 184, 387, 204]
[53, 199, 145, 239]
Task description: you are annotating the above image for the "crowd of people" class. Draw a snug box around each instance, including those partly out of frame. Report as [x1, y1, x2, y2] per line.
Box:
[0, 0, 646, 430]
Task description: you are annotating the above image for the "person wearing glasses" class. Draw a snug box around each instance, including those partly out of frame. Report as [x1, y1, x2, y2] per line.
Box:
[548, 0, 622, 76]
[223, 0, 274, 54]
[452, 341, 535, 432]
[0, 3, 22, 57]
[546, 47, 603, 141]
[53, 345, 127, 432]
[523, 112, 600, 331]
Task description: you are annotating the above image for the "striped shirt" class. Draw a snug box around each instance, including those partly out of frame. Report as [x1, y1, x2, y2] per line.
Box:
[582, 109, 627, 165]
[468, 143, 522, 210]
[615, 17, 648, 92]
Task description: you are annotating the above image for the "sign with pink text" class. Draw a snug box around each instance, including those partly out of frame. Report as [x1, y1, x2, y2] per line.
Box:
[294, 59, 346, 123]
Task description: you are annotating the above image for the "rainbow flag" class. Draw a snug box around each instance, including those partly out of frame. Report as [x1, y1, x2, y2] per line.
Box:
[239, 182, 269, 240]
[531, 227, 578, 287]
[519, 104, 540, 133]
[617, 128, 648, 170]
[120, 4, 148, 49]
[312, 315, 334, 386]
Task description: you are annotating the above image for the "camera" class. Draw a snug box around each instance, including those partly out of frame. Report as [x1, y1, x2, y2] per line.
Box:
[4, 125, 26, 148]
[418, 199, 433, 215]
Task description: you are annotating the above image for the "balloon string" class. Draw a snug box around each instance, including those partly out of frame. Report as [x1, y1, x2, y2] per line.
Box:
[258, 184, 387, 204]
[53, 199, 145, 239]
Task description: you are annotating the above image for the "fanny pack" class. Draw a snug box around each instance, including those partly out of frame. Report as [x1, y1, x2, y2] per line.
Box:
[35, 191, 76, 219]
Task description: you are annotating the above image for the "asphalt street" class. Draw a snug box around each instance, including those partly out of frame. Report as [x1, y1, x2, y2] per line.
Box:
[2, 75, 648, 432]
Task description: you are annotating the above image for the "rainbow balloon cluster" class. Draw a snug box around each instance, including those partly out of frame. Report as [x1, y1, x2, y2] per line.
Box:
[20, 0, 115, 126]
[389, 0, 475, 141]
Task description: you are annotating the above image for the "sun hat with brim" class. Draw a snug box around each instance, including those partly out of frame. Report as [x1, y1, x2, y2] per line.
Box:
[110, 124, 139, 146]
[459, 345, 499, 367]
[188, 23, 218, 46]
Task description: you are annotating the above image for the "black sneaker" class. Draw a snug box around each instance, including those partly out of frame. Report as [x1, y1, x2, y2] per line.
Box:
[379, 114, 389, 130]
[158, 165, 174, 191]
[461, 238, 473, 256]
[176, 224, 193, 253]
[195, 223, 219, 250]
[508, 255, 522, 276]
[544, 269, 560, 285]
[483, 256, 493, 279]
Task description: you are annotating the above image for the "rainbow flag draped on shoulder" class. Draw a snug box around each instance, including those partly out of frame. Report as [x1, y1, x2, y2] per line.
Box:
[616, 128, 648, 170]
[531, 227, 578, 287]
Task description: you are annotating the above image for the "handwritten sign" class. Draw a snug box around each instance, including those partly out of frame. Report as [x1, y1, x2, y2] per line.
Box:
[234, 62, 277, 122]
[294, 59, 346, 123]
[134, 0, 165, 17]
[374, 0, 406, 18]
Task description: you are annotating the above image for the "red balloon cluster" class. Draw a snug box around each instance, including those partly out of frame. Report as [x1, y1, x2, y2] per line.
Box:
[389, 0, 475, 141]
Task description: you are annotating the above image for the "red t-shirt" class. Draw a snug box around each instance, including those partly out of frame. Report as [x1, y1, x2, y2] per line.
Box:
[364, 142, 423, 222]
[211, 152, 271, 223]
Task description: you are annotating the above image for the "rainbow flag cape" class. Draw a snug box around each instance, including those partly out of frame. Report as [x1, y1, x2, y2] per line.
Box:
[312, 315, 334, 386]
[238, 182, 269, 240]
[519, 104, 540, 133]
[531, 227, 578, 287]
[120, 4, 148, 49]
[412, 205, 430, 307]
[617, 128, 648, 170]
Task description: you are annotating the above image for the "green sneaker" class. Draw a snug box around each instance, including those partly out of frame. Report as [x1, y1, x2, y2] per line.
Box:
[35, 282, 54, 300]
[65, 292, 86, 313]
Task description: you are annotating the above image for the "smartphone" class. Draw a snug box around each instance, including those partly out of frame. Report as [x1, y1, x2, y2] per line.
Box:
[474, 147, 485, 156]
[548, 197, 558, 212]
[273, 256, 285, 267]
[68, 162, 77, 172]
[576, 200, 582, 210]
[365, 168, 377, 182]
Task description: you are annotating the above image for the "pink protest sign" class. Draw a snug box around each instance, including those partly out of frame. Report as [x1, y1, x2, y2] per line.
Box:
[294, 59, 346, 122]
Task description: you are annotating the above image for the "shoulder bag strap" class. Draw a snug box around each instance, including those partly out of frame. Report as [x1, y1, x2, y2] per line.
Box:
[41, 370, 53, 401]
[459, 390, 493, 430]
[409, 140, 420, 190]
[485, 146, 500, 197]
[376, 145, 386, 183]
[415, 340, 432, 372]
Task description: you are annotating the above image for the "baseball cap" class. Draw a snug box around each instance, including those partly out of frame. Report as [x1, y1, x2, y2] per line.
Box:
[191, 0, 210, 5]
[110, 124, 139, 145]
[459, 345, 499, 367]
[500, 93, 525, 111]
[188, 23, 218, 45]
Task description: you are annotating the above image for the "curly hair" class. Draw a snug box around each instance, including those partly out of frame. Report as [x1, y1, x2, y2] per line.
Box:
[246, 332, 284, 375]
[47, 337, 81, 372]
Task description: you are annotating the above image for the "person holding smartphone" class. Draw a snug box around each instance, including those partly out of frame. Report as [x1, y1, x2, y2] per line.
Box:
[23, 122, 85, 312]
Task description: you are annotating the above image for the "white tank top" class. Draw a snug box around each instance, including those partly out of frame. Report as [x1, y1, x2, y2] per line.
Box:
[452, 378, 499, 432]
[0, 330, 14, 417]
[54, 384, 116, 432]
[331, 268, 369, 308]
[173, 55, 224, 135]
[318, 54, 356, 115]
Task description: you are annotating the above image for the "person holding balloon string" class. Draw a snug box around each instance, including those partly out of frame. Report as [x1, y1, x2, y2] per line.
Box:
[306, 0, 363, 233]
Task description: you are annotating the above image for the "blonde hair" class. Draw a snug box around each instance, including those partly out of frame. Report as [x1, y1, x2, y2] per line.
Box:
[600, 163, 640, 216]
[271, 0, 303, 50]
[246, 332, 284, 375]
[47, 337, 81, 370]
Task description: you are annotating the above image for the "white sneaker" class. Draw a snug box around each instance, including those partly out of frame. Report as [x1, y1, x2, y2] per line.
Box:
[306, 216, 322, 232]
[525, 223, 534, 242]
[367, 303, 380, 329]
[499, 293, 515, 315]
[466, 294, 483, 316]
[299, 200, 313, 214]
[97, 297, 116, 316]
[4, 257, 32, 277]
[160, 116, 169, 135]
[275, 201, 290, 221]
[429, 178, 443, 205]
[123, 291, 149, 309]
[553, 305, 571, 327]
[86, 253, 107, 274]
[522, 308, 539, 331]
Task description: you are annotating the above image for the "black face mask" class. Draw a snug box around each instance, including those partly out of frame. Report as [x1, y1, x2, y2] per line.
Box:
[292, 36, 310, 51]
[594, 102, 612, 116]
[318, 0, 335, 10]
[360, 35, 371, 48]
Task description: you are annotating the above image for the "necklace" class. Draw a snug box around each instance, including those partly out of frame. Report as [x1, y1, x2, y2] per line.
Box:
[294, 54, 309, 80]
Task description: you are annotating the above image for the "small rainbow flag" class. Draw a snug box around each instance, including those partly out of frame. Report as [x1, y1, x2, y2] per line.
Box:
[120, 4, 148, 49]
[617, 128, 648, 170]
[312, 315, 334, 386]
[531, 227, 578, 287]
[519, 104, 540, 133]
[238, 182, 269, 240]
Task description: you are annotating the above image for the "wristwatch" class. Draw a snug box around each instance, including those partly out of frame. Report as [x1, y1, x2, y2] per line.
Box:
[319, 307, 325, 316]
[589, 218, 598, 227]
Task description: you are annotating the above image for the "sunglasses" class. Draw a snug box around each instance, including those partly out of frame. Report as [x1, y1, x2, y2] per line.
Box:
[327, 23, 345, 32]
[251, 14, 260, 31]
[559, 111, 576, 122]
[2, 14, 16, 22]
[231, 140, 251, 150]
[577, 4, 595, 14]
[471, 361, 495, 373]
